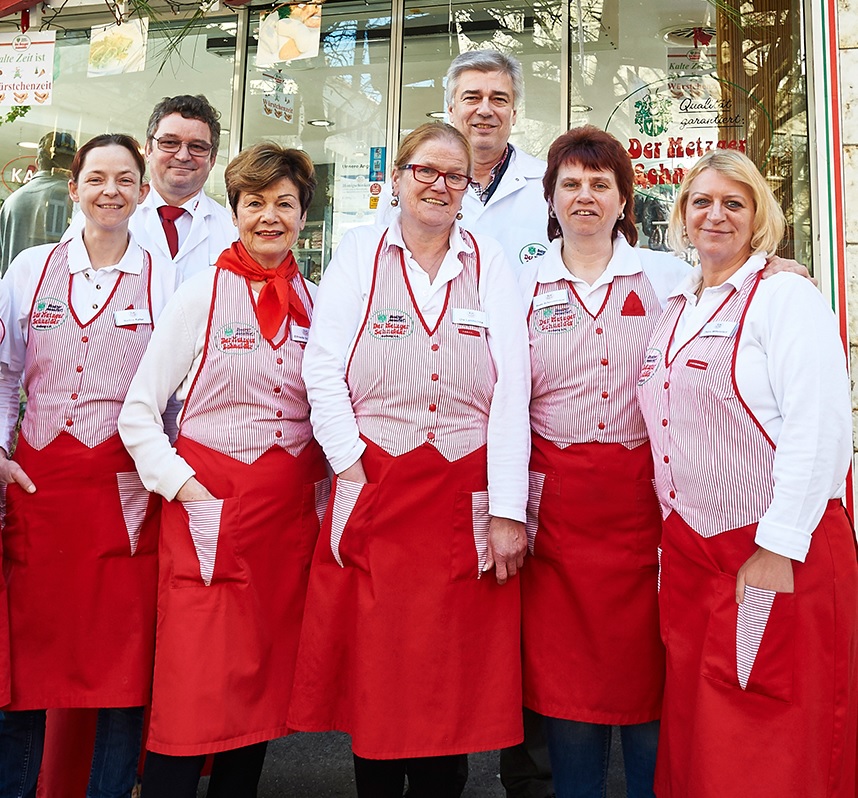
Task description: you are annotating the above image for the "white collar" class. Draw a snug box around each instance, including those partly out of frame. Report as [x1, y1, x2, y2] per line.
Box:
[147, 186, 206, 216]
[67, 228, 145, 276]
[670, 253, 767, 301]
[536, 233, 643, 288]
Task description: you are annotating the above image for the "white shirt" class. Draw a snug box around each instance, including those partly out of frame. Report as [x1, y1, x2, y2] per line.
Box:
[0, 230, 177, 453]
[377, 145, 550, 274]
[118, 268, 318, 501]
[66, 188, 236, 282]
[668, 254, 851, 560]
[519, 235, 690, 312]
[302, 217, 531, 522]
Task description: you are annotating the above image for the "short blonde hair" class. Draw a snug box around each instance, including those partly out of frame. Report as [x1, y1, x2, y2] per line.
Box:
[667, 149, 786, 256]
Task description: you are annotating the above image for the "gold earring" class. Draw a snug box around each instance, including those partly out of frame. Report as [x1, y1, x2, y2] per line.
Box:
[391, 196, 399, 207]
[456, 212, 463, 220]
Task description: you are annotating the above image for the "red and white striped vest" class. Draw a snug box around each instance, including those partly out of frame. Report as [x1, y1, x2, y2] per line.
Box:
[636, 271, 774, 536]
[346, 230, 496, 461]
[179, 268, 314, 463]
[529, 271, 661, 447]
[23, 240, 154, 450]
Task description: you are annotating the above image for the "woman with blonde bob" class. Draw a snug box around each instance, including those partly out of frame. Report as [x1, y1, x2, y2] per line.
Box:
[637, 148, 858, 798]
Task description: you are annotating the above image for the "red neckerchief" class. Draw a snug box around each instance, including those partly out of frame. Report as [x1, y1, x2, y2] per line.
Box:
[215, 241, 309, 342]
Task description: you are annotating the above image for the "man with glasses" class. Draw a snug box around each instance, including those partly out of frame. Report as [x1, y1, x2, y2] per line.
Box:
[64, 94, 235, 282]
[378, 50, 549, 275]
[137, 94, 235, 280]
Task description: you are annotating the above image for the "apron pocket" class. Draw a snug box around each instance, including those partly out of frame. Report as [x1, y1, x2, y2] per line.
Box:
[329, 477, 376, 572]
[451, 490, 490, 581]
[116, 471, 155, 556]
[299, 477, 331, 566]
[169, 497, 243, 588]
[525, 471, 545, 555]
[701, 574, 795, 703]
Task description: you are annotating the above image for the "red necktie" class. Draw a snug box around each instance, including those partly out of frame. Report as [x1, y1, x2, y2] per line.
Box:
[157, 205, 186, 258]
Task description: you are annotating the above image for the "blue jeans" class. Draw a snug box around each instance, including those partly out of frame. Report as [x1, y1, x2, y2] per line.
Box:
[543, 717, 659, 798]
[0, 707, 144, 798]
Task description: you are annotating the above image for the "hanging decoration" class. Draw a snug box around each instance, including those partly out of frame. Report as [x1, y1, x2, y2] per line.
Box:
[88, 17, 149, 77]
[256, 3, 322, 67]
[261, 71, 297, 123]
[0, 29, 55, 106]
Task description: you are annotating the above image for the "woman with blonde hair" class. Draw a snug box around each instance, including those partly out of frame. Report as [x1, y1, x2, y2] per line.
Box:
[637, 148, 858, 797]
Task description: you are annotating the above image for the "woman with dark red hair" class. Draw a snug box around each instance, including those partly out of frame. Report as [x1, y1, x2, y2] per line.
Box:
[519, 126, 802, 798]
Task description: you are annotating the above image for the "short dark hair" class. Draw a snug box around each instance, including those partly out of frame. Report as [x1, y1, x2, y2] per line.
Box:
[225, 142, 316, 215]
[70, 133, 146, 183]
[543, 126, 637, 245]
[146, 95, 221, 155]
[37, 131, 76, 171]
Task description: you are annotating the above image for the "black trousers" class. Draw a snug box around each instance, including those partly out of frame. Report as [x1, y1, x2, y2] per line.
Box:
[141, 742, 268, 798]
[353, 752, 467, 798]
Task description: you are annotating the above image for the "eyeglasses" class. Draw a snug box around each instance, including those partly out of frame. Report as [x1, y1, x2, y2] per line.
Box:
[403, 163, 471, 190]
[151, 136, 213, 157]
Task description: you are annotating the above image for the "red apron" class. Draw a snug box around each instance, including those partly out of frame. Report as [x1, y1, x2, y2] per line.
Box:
[146, 268, 328, 756]
[657, 505, 858, 798]
[637, 269, 858, 796]
[288, 229, 522, 759]
[289, 438, 522, 759]
[3, 241, 159, 710]
[148, 437, 327, 756]
[522, 435, 663, 724]
[4, 433, 158, 709]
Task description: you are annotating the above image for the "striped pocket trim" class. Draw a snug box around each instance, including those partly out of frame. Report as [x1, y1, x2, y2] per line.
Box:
[331, 479, 364, 567]
[117, 471, 149, 556]
[525, 472, 545, 555]
[185, 499, 224, 586]
[736, 585, 776, 689]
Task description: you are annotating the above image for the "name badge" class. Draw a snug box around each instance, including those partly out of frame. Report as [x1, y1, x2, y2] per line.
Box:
[700, 321, 738, 338]
[114, 308, 151, 327]
[451, 308, 488, 328]
[291, 324, 310, 344]
[532, 289, 569, 311]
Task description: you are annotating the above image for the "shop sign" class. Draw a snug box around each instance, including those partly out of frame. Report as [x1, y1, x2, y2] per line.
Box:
[2, 155, 37, 193]
[0, 31, 55, 106]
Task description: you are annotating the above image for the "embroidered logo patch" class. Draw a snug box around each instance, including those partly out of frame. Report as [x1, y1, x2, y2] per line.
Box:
[368, 309, 414, 339]
[637, 347, 663, 385]
[532, 302, 579, 334]
[215, 322, 260, 353]
[31, 297, 68, 331]
[519, 243, 547, 265]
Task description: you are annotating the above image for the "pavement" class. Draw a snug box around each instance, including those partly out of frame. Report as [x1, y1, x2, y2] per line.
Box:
[198, 731, 627, 797]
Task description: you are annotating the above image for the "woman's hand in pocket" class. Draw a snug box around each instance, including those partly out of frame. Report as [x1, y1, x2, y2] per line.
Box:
[176, 476, 217, 502]
[736, 546, 795, 603]
[337, 459, 368, 484]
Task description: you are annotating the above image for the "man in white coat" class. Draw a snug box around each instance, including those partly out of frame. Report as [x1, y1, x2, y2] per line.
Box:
[135, 94, 236, 280]
[378, 50, 549, 275]
[64, 94, 235, 281]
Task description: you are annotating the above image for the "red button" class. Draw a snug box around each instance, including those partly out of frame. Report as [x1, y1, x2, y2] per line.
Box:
[81, 336, 89, 343]
[600, 358, 608, 366]
[662, 419, 668, 426]
[65, 419, 73, 427]
[663, 455, 670, 463]
[71, 393, 78, 400]
[595, 327, 603, 334]
[601, 391, 609, 399]
[276, 410, 283, 418]
[431, 373, 439, 381]
[76, 365, 83, 373]
[431, 344, 439, 352]
[669, 490, 676, 499]
[429, 404, 437, 412]
[276, 357, 283, 365]
[663, 381, 669, 389]
[275, 431, 283, 438]
[274, 386, 282, 393]
[597, 422, 605, 430]
[427, 432, 435, 441]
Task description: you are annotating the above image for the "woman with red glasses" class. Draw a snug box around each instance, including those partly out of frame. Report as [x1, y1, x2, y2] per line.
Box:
[288, 122, 531, 797]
